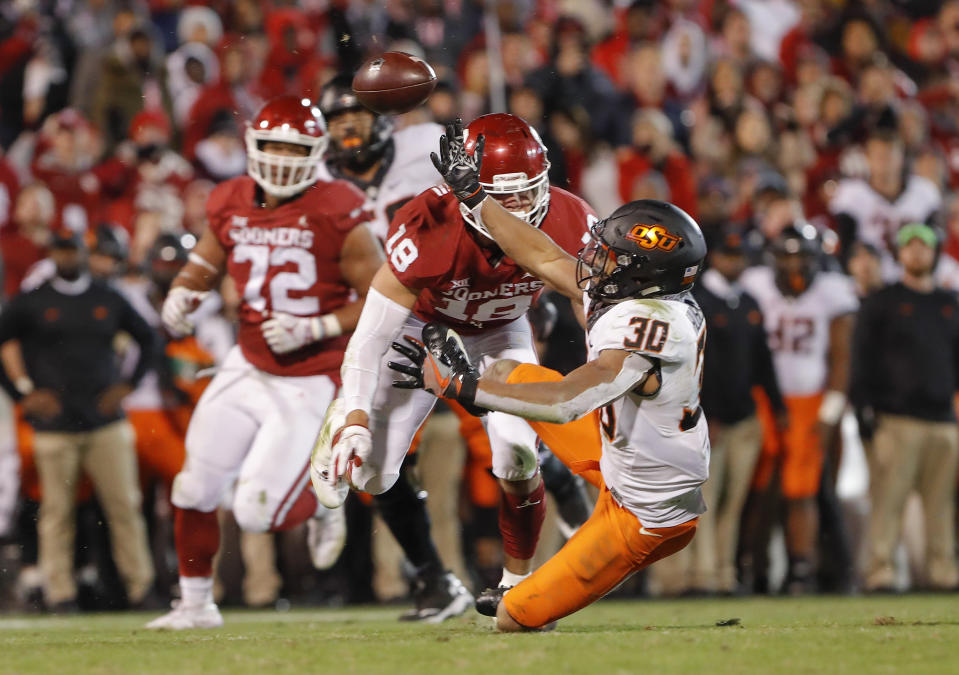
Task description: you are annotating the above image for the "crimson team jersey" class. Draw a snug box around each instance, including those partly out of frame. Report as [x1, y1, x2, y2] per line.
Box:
[387, 185, 596, 334]
[207, 176, 369, 377]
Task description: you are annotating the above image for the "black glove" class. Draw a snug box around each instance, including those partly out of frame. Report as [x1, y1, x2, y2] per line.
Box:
[430, 119, 487, 210]
[387, 323, 487, 416]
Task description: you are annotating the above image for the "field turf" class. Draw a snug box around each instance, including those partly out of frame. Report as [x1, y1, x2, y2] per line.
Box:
[1, 595, 956, 674]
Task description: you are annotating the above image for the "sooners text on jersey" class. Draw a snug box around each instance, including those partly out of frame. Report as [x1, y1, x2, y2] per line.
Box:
[386, 185, 596, 334]
[207, 176, 369, 377]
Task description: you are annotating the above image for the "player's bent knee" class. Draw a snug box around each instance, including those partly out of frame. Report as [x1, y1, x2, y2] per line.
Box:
[171, 469, 221, 512]
[493, 443, 539, 482]
[351, 469, 400, 496]
[484, 359, 522, 384]
[496, 600, 525, 632]
[232, 492, 273, 533]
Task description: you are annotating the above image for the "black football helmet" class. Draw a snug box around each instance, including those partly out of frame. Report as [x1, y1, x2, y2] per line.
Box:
[576, 200, 707, 300]
[770, 222, 820, 296]
[318, 74, 393, 172]
[147, 233, 189, 291]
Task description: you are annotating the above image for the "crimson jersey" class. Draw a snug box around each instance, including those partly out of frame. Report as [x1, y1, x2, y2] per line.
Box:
[387, 185, 596, 334]
[207, 176, 369, 377]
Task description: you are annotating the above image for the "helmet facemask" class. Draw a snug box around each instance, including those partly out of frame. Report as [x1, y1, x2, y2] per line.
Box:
[245, 125, 328, 198]
[576, 224, 645, 301]
[461, 167, 550, 239]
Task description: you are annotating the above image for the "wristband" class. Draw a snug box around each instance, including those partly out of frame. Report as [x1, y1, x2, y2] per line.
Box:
[320, 313, 343, 339]
[14, 377, 34, 396]
[818, 390, 847, 426]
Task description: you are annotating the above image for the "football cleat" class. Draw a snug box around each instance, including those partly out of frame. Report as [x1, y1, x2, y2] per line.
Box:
[307, 504, 347, 570]
[399, 570, 473, 623]
[310, 398, 350, 508]
[145, 600, 223, 630]
[475, 585, 509, 618]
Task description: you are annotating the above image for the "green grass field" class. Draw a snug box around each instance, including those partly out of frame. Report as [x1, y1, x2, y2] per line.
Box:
[1, 595, 956, 674]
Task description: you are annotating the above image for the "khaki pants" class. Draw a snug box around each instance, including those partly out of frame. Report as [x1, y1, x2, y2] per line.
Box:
[865, 414, 959, 590]
[651, 416, 761, 594]
[33, 420, 155, 605]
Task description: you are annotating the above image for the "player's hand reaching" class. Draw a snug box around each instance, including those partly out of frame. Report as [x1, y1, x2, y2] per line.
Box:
[431, 119, 487, 210]
[388, 323, 487, 416]
[329, 424, 371, 485]
[161, 287, 209, 337]
[262, 311, 323, 354]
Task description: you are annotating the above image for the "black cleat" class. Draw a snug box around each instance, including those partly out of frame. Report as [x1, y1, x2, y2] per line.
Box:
[475, 585, 509, 617]
[399, 571, 473, 623]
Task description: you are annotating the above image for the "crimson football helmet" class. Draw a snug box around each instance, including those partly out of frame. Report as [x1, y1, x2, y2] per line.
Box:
[245, 96, 328, 198]
[462, 113, 550, 237]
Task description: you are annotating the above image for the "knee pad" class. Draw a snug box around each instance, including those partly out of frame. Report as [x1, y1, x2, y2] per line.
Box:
[171, 467, 222, 512]
[492, 441, 539, 482]
[231, 484, 273, 533]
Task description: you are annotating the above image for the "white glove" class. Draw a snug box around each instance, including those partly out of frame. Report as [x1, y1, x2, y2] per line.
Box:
[261, 311, 323, 354]
[329, 424, 371, 485]
[161, 287, 209, 337]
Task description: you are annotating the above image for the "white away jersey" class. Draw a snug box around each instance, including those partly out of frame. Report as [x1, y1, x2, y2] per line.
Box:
[587, 295, 710, 527]
[829, 175, 941, 280]
[317, 122, 444, 241]
[740, 266, 858, 396]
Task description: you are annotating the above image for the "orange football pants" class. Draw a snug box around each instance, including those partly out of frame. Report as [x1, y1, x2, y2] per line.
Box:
[753, 391, 824, 499]
[127, 408, 190, 486]
[499, 363, 698, 628]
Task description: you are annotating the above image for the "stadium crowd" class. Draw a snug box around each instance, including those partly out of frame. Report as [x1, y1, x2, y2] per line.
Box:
[1, 0, 959, 613]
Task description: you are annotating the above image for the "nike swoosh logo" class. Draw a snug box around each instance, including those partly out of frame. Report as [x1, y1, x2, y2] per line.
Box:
[517, 499, 542, 509]
[639, 527, 663, 538]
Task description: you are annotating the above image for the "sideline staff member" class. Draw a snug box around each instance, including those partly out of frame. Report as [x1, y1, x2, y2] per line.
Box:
[0, 229, 156, 609]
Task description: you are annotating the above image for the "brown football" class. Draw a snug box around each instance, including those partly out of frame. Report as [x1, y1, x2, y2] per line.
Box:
[352, 52, 437, 115]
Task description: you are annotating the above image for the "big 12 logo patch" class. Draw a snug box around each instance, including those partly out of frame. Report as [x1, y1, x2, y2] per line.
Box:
[625, 224, 681, 251]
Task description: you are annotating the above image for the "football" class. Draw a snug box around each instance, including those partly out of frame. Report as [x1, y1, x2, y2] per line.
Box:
[352, 52, 437, 115]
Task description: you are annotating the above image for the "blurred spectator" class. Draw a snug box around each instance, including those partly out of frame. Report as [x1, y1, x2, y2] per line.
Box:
[0, 152, 19, 230]
[661, 17, 708, 100]
[852, 223, 959, 592]
[617, 108, 697, 216]
[182, 37, 261, 162]
[29, 109, 103, 233]
[1, 183, 54, 298]
[829, 129, 941, 274]
[592, 0, 668, 88]
[0, 230, 156, 610]
[92, 26, 172, 151]
[166, 43, 219, 128]
[193, 111, 245, 182]
[526, 17, 624, 146]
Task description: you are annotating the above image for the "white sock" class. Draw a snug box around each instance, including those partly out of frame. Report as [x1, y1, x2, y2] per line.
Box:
[500, 569, 530, 588]
[180, 576, 214, 606]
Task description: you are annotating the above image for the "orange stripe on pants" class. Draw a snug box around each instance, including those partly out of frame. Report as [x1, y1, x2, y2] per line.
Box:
[753, 392, 824, 499]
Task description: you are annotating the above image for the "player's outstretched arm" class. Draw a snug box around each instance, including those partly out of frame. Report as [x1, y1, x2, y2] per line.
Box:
[330, 263, 419, 483]
[162, 227, 227, 336]
[470, 348, 653, 423]
[431, 121, 581, 302]
[391, 324, 654, 424]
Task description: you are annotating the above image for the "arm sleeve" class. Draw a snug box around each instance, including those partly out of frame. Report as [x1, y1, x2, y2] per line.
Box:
[117, 293, 159, 387]
[340, 287, 413, 416]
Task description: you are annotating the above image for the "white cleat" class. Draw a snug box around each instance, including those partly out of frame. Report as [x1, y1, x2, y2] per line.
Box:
[145, 600, 224, 630]
[307, 504, 347, 570]
[310, 398, 350, 508]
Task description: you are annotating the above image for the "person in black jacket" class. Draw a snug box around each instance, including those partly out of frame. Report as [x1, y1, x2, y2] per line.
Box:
[653, 229, 785, 594]
[0, 229, 157, 610]
[852, 223, 959, 592]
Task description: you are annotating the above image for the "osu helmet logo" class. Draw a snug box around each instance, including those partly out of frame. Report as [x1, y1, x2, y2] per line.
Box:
[625, 224, 681, 251]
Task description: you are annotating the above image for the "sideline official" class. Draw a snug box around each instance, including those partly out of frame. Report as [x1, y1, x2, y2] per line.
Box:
[0, 230, 157, 609]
